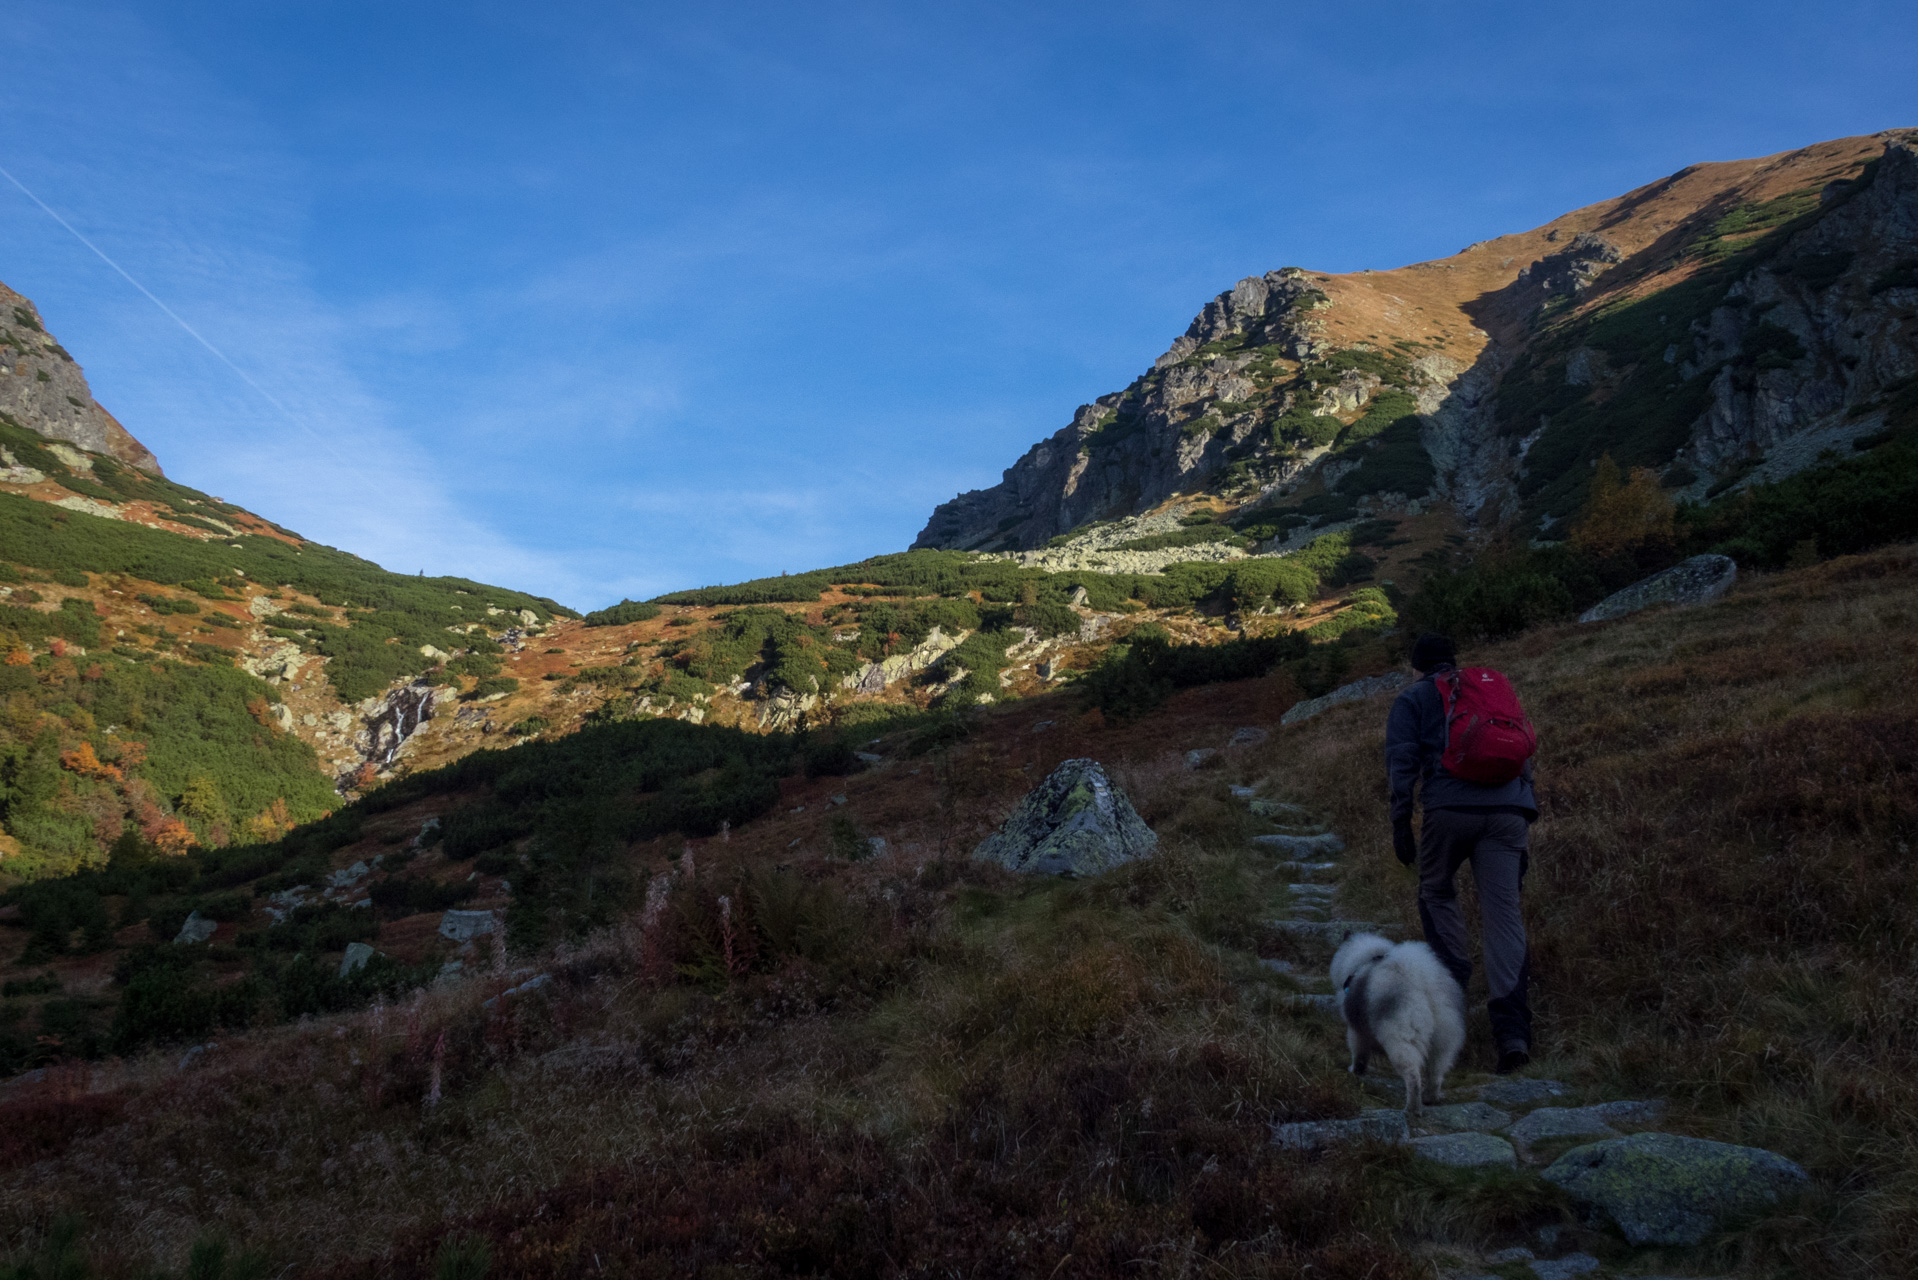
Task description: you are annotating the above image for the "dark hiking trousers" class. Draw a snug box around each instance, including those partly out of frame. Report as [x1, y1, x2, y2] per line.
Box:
[1417, 808, 1532, 1054]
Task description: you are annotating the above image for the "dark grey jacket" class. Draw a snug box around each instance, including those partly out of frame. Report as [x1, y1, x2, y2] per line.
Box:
[1386, 664, 1538, 824]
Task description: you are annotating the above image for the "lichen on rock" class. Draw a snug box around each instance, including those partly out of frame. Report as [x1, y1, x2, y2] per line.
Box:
[1541, 1131, 1808, 1245]
[972, 758, 1157, 876]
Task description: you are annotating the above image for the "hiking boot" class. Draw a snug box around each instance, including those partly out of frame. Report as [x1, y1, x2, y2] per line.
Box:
[1495, 1045, 1531, 1075]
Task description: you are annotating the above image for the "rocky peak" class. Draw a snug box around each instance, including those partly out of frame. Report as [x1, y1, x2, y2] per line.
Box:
[916, 130, 1916, 553]
[1155, 268, 1331, 369]
[0, 280, 162, 473]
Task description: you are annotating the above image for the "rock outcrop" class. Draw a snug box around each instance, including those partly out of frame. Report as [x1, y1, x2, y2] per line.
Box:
[1280, 671, 1410, 726]
[0, 280, 162, 472]
[1578, 554, 1737, 623]
[972, 759, 1157, 876]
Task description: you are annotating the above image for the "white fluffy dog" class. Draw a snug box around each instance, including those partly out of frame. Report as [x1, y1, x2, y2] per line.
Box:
[1329, 932, 1466, 1125]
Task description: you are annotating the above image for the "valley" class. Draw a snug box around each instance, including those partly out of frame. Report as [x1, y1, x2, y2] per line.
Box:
[0, 127, 1915, 1278]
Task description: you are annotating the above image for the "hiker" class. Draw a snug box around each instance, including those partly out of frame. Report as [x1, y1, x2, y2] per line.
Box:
[1386, 633, 1538, 1074]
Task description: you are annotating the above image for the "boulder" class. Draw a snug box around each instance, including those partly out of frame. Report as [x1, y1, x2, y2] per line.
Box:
[439, 909, 499, 942]
[1578, 554, 1737, 624]
[328, 860, 371, 889]
[339, 941, 377, 977]
[174, 911, 217, 945]
[1183, 747, 1218, 770]
[1541, 1131, 1808, 1245]
[1280, 671, 1410, 726]
[1228, 726, 1269, 747]
[972, 759, 1157, 876]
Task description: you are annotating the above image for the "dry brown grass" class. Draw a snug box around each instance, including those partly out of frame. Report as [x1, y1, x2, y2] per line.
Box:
[1263, 543, 1918, 1277]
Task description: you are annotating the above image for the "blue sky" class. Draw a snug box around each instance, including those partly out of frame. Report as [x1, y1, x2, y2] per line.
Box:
[1, 2, 1911, 608]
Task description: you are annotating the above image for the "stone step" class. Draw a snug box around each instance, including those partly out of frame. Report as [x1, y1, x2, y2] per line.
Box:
[1248, 799, 1311, 820]
[1287, 882, 1336, 895]
[1272, 1108, 1408, 1149]
[1275, 860, 1339, 875]
[1406, 1131, 1516, 1169]
[1268, 918, 1377, 944]
[1474, 1077, 1572, 1108]
[1253, 832, 1345, 857]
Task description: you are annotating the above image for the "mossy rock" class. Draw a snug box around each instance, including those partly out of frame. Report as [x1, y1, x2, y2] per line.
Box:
[1541, 1131, 1807, 1244]
[972, 758, 1157, 876]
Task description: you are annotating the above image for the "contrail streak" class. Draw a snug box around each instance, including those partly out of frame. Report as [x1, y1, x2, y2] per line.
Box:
[0, 161, 349, 464]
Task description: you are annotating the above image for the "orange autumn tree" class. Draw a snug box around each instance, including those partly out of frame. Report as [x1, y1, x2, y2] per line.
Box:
[59, 741, 124, 783]
[243, 798, 295, 845]
[1570, 454, 1676, 575]
[152, 818, 199, 857]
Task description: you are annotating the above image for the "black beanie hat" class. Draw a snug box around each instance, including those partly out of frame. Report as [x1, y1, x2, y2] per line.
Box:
[1411, 633, 1456, 673]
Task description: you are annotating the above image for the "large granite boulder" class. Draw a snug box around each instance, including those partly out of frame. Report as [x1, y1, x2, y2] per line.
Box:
[972, 759, 1157, 876]
[1542, 1131, 1808, 1244]
[174, 911, 217, 945]
[439, 909, 499, 942]
[339, 941, 378, 977]
[1280, 671, 1410, 726]
[1578, 554, 1736, 624]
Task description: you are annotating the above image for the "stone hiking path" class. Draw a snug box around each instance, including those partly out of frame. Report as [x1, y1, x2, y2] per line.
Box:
[1229, 783, 1808, 1278]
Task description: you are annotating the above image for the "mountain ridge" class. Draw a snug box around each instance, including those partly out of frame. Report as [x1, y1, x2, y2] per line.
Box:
[913, 129, 1916, 553]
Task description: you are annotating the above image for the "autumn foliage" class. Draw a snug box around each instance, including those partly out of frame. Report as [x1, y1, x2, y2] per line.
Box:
[1570, 453, 1676, 570]
[58, 742, 123, 783]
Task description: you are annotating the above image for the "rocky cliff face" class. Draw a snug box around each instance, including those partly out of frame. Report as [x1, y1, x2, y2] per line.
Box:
[915, 130, 1918, 551]
[0, 280, 162, 473]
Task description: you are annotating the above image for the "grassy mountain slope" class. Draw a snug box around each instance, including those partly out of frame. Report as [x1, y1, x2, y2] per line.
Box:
[1, 542, 1913, 1277]
[0, 410, 572, 881]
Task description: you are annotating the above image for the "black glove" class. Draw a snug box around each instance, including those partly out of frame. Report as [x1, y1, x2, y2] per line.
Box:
[1392, 818, 1417, 866]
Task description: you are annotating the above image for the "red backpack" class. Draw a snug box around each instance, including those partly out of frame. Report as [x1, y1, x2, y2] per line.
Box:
[1434, 667, 1537, 785]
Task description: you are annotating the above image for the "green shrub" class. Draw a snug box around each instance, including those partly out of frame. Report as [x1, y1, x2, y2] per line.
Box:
[584, 600, 662, 627]
[1223, 558, 1316, 609]
[803, 735, 859, 778]
[1081, 626, 1309, 720]
[1402, 548, 1581, 640]
[1111, 525, 1238, 553]
[1680, 434, 1918, 567]
[1014, 600, 1080, 638]
[108, 947, 258, 1053]
[367, 875, 477, 920]
[1303, 588, 1397, 642]
[1335, 388, 1419, 449]
[467, 676, 520, 700]
[246, 902, 379, 953]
